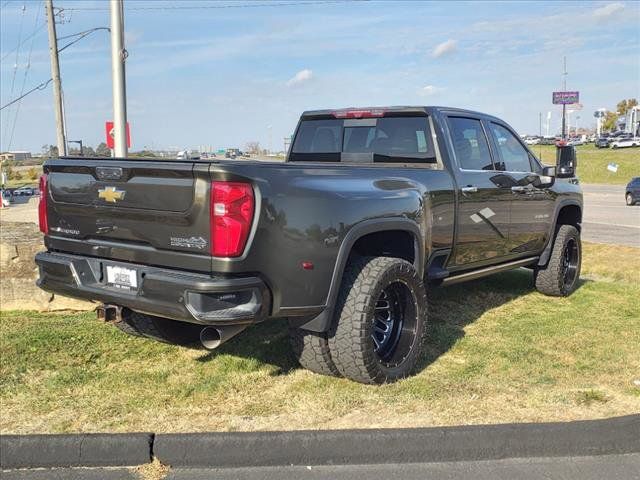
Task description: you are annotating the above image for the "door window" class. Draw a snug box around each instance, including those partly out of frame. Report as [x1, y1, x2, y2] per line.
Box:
[488, 123, 533, 173]
[447, 117, 494, 171]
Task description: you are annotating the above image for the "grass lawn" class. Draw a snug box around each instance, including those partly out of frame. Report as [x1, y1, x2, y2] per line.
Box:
[1, 242, 639, 434]
[532, 143, 639, 185]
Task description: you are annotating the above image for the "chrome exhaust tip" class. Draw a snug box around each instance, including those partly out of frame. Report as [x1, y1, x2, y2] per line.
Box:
[199, 324, 248, 350]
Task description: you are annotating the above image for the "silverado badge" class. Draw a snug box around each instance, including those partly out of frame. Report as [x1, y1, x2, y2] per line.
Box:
[98, 186, 126, 203]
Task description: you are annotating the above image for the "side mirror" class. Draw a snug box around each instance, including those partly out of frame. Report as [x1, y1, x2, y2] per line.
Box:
[531, 166, 556, 188]
[556, 146, 577, 178]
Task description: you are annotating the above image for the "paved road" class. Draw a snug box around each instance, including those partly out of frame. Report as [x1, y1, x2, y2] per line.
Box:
[168, 454, 640, 480]
[2, 184, 638, 247]
[581, 184, 640, 247]
[3, 454, 639, 480]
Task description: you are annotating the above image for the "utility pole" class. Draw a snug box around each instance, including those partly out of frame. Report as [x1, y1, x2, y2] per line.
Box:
[45, 0, 66, 156]
[110, 0, 128, 157]
[561, 56, 568, 140]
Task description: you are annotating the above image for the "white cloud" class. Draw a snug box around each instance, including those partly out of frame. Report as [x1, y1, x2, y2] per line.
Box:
[417, 85, 443, 97]
[285, 69, 314, 87]
[432, 39, 457, 58]
[593, 2, 625, 20]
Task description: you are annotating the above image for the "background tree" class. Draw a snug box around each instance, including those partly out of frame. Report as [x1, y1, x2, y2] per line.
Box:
[602, 111, 619, 132]
[27, 167, 39, 180]
[41, 144, 59, 159]
[95, 142, 110, 157]
[616, 98, 638, 116]
[245, 141, 262, 155]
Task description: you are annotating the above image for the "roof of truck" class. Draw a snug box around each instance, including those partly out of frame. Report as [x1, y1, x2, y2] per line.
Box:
[300, 106, 503, 122]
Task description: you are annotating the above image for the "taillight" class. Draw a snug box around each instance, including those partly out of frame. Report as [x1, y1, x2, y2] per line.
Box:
[210, 181, 254, 257]
[38, 174, 49, 234]
[332, 108, 386, 119]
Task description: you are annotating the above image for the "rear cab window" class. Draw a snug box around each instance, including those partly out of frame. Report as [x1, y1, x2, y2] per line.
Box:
[289, 115, 436, 164]
[447, 117, 494, 171]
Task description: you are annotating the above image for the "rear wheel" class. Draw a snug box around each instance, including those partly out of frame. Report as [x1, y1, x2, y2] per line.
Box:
[535, 225, 581, 296]
[113, 310, 202, 346]
[328, 256, 427, 384]
[289, 328, 341, 377]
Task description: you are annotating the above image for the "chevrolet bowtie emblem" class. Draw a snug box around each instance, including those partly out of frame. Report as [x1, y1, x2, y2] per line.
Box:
[98, 186, 126, 203]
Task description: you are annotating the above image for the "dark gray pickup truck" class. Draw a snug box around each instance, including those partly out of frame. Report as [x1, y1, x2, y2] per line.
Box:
[36, 106, 583, 384]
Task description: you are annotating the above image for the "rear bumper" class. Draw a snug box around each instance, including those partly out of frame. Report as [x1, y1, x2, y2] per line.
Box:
[35, 251, 270, 326]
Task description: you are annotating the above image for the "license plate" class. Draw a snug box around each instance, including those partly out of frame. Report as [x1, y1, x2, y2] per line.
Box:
[105, 265, 138, 291]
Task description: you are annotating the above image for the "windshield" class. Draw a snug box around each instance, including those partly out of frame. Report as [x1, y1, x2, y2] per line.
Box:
[289, 116, 436, 163]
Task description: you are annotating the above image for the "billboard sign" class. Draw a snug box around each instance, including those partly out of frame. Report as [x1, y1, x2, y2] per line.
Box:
[553, 91, 579, 105]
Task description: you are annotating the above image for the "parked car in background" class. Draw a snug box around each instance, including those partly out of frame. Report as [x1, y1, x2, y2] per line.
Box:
[1, 190, 10, 207]
[626, 177, 640, 206]
[540, 136, 558, 145]
[13, 187, 34, 196]
[595, 137, 610, 148]
[566, 138, 584, 146]
[524, 136, 541, 145]
[225, 148, 241, 159]
[610, 137, 640, 149]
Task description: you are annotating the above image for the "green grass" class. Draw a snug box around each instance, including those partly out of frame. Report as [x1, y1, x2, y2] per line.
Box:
[1, 243, 639, 434]
[532, 143, 639, 185]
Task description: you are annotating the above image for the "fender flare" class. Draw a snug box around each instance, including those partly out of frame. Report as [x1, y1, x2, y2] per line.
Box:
[538, 199, 582, 267]
[298, 217, 424, 332]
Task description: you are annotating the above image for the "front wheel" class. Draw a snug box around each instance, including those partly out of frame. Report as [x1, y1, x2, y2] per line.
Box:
[535, 225, 581, 296]
[328, 257, 427, 384]
[626, 193, 636, 206]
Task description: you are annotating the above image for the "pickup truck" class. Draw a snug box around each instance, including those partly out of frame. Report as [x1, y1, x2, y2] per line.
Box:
[36, 106, 583, 384]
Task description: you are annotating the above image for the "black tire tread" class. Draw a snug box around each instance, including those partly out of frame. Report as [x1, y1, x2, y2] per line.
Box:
[289, 328, 341, 377]
[328, 256, 427, 384]
[535, 224, 581, 296]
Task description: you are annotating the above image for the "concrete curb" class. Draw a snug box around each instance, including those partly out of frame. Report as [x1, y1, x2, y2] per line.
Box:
[154, 415, 640, 468]
[0, 433, 153, 469]
[2, 416, 638, 470]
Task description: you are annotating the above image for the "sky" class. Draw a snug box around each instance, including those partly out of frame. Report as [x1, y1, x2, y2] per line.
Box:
[1, 0, 639, 153]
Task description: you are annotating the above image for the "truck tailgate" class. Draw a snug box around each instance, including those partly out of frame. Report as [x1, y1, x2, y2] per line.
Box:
[44, 158, 212, 272]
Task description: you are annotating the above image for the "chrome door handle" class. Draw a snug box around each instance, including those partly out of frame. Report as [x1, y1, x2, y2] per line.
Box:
[461, 186, 477, 194]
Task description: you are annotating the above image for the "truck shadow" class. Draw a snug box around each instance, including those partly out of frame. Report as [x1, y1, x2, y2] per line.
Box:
[197, 269, 587, 378]
[419, 270, 588, 372]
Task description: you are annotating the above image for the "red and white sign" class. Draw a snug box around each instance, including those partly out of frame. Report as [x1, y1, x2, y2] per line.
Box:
[105, 121, 131, 149]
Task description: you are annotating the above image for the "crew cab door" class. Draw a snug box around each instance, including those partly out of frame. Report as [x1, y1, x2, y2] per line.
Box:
[485, 122, 555, 254]
[446, 116, 511, 266]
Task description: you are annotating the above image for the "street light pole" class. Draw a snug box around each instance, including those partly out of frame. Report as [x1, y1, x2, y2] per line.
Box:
[110, 0, 128, 157]
[45, 0, 67, 156]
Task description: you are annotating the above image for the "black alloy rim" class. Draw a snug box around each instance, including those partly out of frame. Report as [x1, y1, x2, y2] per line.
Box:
[561, 238, 579, 288]
[372, 281, 417, 365]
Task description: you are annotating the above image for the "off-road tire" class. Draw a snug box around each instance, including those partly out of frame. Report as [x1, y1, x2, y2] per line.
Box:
[328, 256, 427, 384]
[289, 328, 341, 377]
[113, 311, 202, 346]
[535, 225, 581, 296]
[626, 193, 635, 206]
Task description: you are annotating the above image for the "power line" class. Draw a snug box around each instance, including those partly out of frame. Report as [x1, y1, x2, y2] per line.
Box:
[3, 2, 26, 149]
[0, 26, 108, 112]
[57, 27, 110, 41]
[0, 79, 52, 112]
[60, 0, 363, 11]
[7, 3, 42, 150]
[57, 27, 109, 52]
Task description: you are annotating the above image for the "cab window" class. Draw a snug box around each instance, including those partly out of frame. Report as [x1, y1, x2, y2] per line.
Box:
[488, 123, 533, 172]
[447, 117, 494, 171]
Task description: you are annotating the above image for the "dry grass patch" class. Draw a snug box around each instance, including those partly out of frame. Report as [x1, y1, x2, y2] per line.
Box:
[1, 243, 638, 434]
